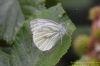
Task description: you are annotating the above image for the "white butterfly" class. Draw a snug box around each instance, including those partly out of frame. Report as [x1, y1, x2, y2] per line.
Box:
[30, 18, 67, 51]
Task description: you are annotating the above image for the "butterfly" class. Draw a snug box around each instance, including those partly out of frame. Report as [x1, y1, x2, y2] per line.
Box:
[30, 18, 67, 51]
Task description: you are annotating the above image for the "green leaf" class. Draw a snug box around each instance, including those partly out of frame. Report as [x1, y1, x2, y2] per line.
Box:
[18, 0, 46, 19]
[35, 3, 75, 35]
[45, 0, 58, 8]
[10, 3, 76, 66]
[0, 50, 10, 66]
[0, 0, 25, 44]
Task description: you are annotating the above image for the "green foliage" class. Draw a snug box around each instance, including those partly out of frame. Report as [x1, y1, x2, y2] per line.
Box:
[94, 30, 100, 39]
[73, 35, 89, 55]
[45, 0, 58, 8]
[10, 4, 75, 66]
[0, 50, 10, 66]
[18, 0, 46, 19]
[0, 0, 25, 44]
[72, 56, 100, 66]
[0, 0, 76, 66]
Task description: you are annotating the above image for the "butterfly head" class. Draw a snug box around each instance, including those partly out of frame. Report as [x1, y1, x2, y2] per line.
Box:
[58, 23, 67, 36]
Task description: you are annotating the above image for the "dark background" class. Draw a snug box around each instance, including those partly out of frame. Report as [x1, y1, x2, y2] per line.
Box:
[46, 0, 100, 66]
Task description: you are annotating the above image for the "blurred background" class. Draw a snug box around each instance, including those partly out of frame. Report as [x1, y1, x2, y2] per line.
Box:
[46, 0, 100, 66]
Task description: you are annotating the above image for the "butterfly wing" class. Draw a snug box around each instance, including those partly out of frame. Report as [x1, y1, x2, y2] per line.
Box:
[30, 19, 65, 51]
